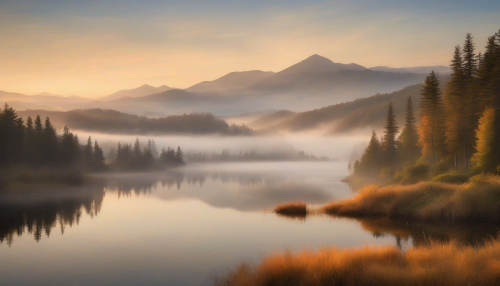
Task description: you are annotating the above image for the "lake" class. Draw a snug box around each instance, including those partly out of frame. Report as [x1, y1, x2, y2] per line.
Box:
[0, 162, 495, 286]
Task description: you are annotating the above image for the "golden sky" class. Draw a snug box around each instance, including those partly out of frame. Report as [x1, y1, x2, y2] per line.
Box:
[1, 0, 499, 98]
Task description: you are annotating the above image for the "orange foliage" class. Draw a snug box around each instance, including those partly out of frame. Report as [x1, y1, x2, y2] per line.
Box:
[215, 237, 500, 286]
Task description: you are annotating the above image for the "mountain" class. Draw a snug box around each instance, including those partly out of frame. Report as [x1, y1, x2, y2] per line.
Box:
[274, 54, 367, 77]
[187, 70, 275, 93]
[369, 66, 451, 74]
[100, 84, 172, 101]
[87, 55, 429, 116]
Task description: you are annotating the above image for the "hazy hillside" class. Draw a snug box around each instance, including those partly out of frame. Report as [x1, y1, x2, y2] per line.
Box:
[99, 84, 172, 101]
[255, 74, 450, 134]
[248, 110, 296, 129]
[187, 70, 275, 93]
[17, 109, 253, 136]
[369, 65, 451, 74]
[0, 90, 93, 111]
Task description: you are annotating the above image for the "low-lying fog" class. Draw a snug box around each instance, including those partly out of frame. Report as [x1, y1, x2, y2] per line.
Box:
[73, 132, 369, 162]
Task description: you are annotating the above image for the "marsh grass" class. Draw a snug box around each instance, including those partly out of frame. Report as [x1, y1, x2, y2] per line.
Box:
[274, 201, 308, 218]
[214, 236, 500, 286]
[322, 175, 500, 222]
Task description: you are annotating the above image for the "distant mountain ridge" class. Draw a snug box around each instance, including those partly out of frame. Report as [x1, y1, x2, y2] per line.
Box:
[100, 84, 172, 101]
[87, 54, 428, 115]
[187, 70, 275, 93]
[369, 65, 451, 74]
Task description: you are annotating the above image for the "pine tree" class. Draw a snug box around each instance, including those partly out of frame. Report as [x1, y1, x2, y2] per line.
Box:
[382, 102, 399, 168]
[83, 136, 94, 170]
[398, 96, 420, 165]
[93, 141, 105, 170]
[445, 45, 469, 168]
[419, 71, 446, 163]
[25, 116, 36, 165]
[462, 33, 477, 79]
[175, 146, 184, 164]
[59, 126, 80, 167]
[472, 108, 497, 173]
[43, 117, 58, 166]
[356, 130, 381, 175]
[476, 34, 498, 109]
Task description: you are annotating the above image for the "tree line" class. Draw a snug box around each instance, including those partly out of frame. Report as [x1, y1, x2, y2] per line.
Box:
[352, 29, 500, 178]
[0, 105, 185, 173]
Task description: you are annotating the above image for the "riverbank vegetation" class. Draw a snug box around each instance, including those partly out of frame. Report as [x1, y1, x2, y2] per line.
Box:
[324, 174, 500, 222]
[0, 104, 186, 190]
[349, 30, 500, 185]
[215, 235, 500, 286]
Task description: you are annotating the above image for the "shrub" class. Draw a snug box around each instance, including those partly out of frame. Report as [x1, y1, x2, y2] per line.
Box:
[322, 175, 500, 222]
[274, 202, 307, 217]
[391, 164, 429, 185]
[431, 171, 468, 184]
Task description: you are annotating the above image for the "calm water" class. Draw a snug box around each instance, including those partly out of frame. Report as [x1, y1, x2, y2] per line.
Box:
[0, 162, 496, 286]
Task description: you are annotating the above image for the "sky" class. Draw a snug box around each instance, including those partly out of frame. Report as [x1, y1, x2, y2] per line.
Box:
[0, 0, 499, 98]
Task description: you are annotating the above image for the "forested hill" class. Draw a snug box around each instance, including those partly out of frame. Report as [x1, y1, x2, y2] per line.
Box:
[257, 75, 450, 134]
[17, 109, 253, 136]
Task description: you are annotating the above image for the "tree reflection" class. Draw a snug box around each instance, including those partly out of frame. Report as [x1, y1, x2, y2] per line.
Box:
[0, 186, 104, 246]
[354, 217, 500, 248]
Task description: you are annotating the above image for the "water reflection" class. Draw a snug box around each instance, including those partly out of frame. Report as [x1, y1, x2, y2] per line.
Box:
[0, 186, 104, 246]
[355, 217, 500, 247]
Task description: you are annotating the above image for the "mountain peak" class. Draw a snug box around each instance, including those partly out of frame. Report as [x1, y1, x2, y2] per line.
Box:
[276, 55, 366, 76]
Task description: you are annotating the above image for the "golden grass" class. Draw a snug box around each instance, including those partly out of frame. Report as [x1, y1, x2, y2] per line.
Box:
[214, 236, 500, 286]
[322, 175, 500, 222]
[274, 201, 308, 217]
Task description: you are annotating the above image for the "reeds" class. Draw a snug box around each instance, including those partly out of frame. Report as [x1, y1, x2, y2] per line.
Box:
[214, 236, 500, 286]
[322, 175, 500, 222]
[274, 201, 308, 217]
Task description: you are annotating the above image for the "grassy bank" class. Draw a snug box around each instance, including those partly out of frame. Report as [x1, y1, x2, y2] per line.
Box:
[322, 174, 500, 222]
[0, 167, 85, 191]
[214, 236, 500, 286]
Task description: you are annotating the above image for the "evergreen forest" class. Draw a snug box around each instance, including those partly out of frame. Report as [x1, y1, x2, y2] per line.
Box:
[351, 30, 500, 183]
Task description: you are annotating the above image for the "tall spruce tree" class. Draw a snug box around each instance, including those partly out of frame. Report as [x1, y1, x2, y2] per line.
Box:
[419, 71, 446, 163]
[398, 97, 420, 165]
[356, 130, 381, 175]
[43, 117, 58, 166]
[445, 45, 468, 168]
[83, 136, 94, 170]
[463, 33, 477, 79]
[382, 102, 399, 168]
[93, 141, 105, 170]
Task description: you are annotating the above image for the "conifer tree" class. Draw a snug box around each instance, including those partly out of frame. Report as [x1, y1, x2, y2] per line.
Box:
[382, 102, 399, 168]
[93, 141, 105, 170]
[398, 97, 420, 165]
[445, 45, 469, 168]
[175, 146, 184, 164]
[43, 117, 58, 166]
[356, 130, 380, 175]
[476, 35, 499, 109]
[83, 136, 94, 170]
[462, 33, 477, 79]
[60, 126, 80, 167]
[419, 71, 446, 163]
[25, 116, 36, 164]
[472, 108, 497, 173]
